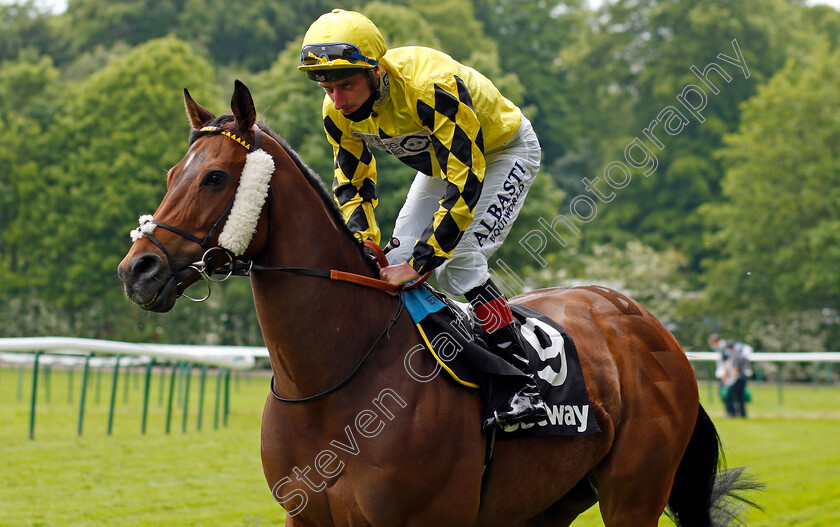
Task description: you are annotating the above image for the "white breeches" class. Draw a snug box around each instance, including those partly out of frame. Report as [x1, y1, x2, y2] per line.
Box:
[387, 116, 541, 296]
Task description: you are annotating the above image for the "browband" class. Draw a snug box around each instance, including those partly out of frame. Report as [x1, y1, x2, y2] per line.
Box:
[199, 124, 262, 151]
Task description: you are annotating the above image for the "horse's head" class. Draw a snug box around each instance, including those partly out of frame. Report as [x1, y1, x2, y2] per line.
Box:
[118, 81, 275, 312]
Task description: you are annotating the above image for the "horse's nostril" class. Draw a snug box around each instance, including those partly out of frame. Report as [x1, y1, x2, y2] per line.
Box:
[132, 254, 162, 281]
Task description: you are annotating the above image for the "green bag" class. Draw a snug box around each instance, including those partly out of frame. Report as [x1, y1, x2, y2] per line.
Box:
[718, 384, 751, 403]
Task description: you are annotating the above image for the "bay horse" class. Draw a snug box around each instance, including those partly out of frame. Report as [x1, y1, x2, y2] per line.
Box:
[118, 81, 758, 526]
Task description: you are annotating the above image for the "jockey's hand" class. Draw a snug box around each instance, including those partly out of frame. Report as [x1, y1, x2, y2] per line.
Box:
[380, 261, 420, 287]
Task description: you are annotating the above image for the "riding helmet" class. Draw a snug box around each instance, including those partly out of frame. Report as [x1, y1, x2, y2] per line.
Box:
[298, 9, 387, 83]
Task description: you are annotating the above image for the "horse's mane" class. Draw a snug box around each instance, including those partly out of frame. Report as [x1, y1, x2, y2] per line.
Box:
[189, 115, 371, 263]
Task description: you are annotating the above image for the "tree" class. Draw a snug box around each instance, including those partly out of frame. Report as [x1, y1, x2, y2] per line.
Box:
[557, 0, 815, 270]
[5, 36, 219, 317]
[702, 42, 840, 314]
[176, 0, 336, 71]
[61, 0, 185, 55]
[474, 0, 590, 166]
[0, 1, 70, 64]
[0, 50, 60, 284]
[696, 42, 840, 352]
[0, 36, 271, 343]
[407, 0, 495, 63]
[801, 4, 840, 50]
[546, 241, 689, 323]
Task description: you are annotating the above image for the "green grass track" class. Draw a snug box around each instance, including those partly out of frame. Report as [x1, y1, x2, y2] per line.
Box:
[1, 364, 838, 526]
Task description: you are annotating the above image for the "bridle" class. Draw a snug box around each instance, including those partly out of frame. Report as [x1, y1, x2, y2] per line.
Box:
[135, 125, 266, 300]
[136, 123, 425, 402]
[139, 125, 418, 298]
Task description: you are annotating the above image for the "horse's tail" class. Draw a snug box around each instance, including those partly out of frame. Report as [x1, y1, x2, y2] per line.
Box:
[666, 404, 764, 527]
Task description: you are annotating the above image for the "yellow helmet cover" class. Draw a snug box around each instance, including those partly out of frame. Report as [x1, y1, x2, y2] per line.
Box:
[299, 9, 387, 80]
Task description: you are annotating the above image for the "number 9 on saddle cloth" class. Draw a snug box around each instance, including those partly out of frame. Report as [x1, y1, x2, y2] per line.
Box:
[403, 286, 599, 439]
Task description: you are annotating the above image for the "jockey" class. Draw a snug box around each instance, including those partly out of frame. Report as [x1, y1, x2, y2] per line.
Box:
[299, 9, 547, 431]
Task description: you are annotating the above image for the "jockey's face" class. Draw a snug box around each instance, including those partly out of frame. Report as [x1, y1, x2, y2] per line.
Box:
[318, 68, 377, 116]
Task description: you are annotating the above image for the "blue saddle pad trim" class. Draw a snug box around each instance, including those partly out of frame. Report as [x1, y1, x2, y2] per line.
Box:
[403, 287, 447, 323]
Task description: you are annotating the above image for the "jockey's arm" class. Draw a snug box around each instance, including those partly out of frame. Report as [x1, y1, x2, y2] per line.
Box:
[324, 114, 381, 244]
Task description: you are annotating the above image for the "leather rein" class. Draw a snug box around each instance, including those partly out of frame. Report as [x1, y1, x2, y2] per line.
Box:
[147, 124, 425, 403]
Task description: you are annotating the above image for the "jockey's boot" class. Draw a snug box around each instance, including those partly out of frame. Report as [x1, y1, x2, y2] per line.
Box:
[465, 278, 549, 432]
[482, 322, 549, 431]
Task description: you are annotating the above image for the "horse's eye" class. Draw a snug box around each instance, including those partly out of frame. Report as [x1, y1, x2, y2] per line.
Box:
[203, 170, 228, 187]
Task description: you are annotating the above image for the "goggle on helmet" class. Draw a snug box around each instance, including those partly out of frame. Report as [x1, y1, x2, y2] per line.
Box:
[298, 9, 387, 82]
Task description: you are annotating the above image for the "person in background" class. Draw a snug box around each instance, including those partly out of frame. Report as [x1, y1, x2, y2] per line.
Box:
[723, 341, 752, 417]
[298, 9, 547, 431]
[710, 334, 752, 417]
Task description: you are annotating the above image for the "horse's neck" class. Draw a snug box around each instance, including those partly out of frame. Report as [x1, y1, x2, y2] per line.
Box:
[251, 143, 398, 399]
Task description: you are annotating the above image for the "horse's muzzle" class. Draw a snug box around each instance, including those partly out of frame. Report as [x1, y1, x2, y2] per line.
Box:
[118, 252, 182, 312]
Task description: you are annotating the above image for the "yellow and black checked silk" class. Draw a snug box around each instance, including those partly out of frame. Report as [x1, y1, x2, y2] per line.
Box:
[325, 117, 379, 241]
[409, 77, 485, 273]
[322, 46, 522, 274]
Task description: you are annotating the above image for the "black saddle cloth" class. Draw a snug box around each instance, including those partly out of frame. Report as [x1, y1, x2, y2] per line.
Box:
[403, 286, 599, 439]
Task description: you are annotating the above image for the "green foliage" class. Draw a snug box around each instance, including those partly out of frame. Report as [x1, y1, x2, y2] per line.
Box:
[0, 1, 70, 64]
[562, 0, 813, 269]
[0, 50, 61, 287]
[62, 0, 185, 55]
[58, 0, 338, 71]
[475, 0, 590, 164]
[4, 36, 218, 314]
[702, 43, 840, 317]
[251, 41, 334, 178]
[60, 41, 134, 82]
[175, 0, 336, 71]
[0, 47, 59, 124]
[407, 0, 494, 63]
[801, 4, 840, 50]
[364, 2, 441, 49]
[531, 241, 689, 325]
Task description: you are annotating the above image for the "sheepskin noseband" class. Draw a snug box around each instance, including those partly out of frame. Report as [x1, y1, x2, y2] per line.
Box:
[129, 125, 274, 257]
[217, 148, 274, 255]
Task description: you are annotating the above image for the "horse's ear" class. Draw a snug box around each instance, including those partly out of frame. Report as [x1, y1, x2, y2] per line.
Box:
[184, 88, 216, 129]
[231, 80, 257, 129]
